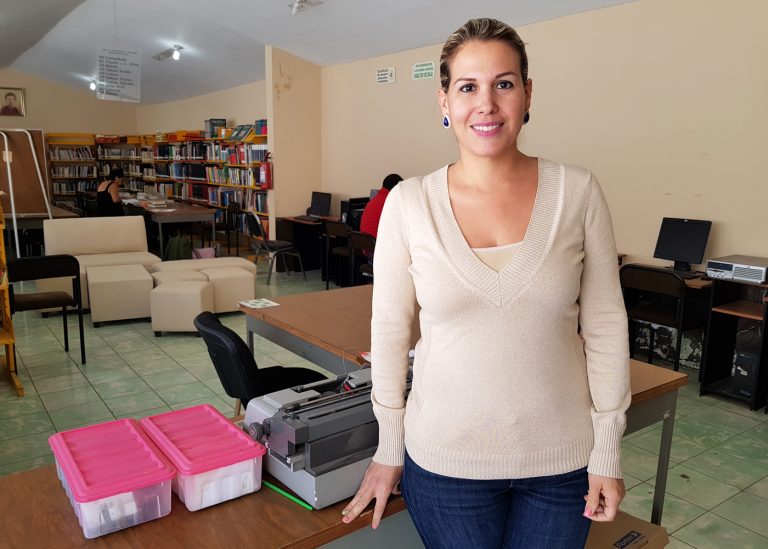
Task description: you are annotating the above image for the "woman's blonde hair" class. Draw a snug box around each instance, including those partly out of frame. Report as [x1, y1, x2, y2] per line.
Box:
[439, 18, 528, 92]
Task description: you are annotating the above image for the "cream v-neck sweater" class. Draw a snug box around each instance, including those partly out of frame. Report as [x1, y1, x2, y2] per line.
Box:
[370, 159, 631, 480]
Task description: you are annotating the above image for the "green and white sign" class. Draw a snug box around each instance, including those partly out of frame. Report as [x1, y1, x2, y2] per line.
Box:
[412, 61, 435, 80]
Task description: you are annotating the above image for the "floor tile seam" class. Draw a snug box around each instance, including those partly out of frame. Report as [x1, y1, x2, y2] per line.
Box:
[673, 438, 768, 472]
[704, 508, 768, 540]
[672, 428, 741, 448]
[154, 380, 210, 408]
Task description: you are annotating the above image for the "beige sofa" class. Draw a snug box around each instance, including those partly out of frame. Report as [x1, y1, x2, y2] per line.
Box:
[41, 216, 161, 308]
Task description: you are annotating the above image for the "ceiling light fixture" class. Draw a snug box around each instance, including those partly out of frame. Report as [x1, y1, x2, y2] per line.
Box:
[89, 80, 96, 91]
[289, 0, 322, 15]
[152, 44, 184, 62]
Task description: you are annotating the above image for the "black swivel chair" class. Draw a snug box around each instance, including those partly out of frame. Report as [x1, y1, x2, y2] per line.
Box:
[246, 213, 306, 285]
[620, 264, 708, 371]
[194, 312, 328, 415]
[7, 255, 86, 365]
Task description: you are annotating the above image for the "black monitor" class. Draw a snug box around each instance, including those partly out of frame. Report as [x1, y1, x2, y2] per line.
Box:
[344, 197, 369, 231]
[308, 191, 331, 217]
[653, 217, 712, 274]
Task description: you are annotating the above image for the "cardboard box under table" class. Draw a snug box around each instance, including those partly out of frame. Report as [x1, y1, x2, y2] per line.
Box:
[86, 264, 153, 324]
[586, 510, 668, 548]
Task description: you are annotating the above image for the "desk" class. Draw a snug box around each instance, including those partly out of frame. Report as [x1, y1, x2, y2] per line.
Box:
[132, 201, 215, 258]
[276, 216, 340, 273]
[3, 206, 79, 257]
[242, 286, 687, 525]
[0, 464, 406, 548]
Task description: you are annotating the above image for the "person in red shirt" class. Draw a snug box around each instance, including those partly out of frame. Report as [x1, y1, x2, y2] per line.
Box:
[360, 174, 403, 238]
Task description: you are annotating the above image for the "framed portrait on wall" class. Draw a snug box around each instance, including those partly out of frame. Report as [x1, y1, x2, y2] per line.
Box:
[0, 88, 25, 117]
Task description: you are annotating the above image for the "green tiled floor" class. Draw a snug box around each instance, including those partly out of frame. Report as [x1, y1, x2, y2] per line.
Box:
[2, 263, 768, 547]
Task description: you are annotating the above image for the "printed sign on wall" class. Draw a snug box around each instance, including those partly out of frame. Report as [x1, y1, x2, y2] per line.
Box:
[412, 62, 435, 80]
[97, 46, 141, 102]
[376, 67, 395, 85]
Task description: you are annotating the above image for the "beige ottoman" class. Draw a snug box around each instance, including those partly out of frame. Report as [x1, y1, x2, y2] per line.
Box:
[151, 281, 214, 335]
[151, 270, 209, 287]
[86, 264, 153, 325]
[200, 266, 255, 313]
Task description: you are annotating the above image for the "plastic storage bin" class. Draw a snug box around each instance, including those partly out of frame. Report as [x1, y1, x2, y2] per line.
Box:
[48, 419, 176, 539]
[140, 404, 267, 511]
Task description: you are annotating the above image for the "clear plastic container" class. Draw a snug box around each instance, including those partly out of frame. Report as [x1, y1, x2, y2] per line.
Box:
[140, 404, 266, 511]
[49, 419, 176, 539]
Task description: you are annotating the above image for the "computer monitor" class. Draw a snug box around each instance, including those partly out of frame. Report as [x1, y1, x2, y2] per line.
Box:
[308, 191, 332, 217]
[653, 217, 712, 274]
[344, 197, 369, 231]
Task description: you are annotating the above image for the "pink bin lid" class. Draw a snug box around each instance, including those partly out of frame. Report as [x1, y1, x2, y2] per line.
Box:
[140, 404, 266, 476]
[48, 419, 176, 503]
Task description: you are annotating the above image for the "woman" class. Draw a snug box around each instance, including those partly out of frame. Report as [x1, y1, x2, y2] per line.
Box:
[96, 168, 125, 217]
[342, 18, 631, 549]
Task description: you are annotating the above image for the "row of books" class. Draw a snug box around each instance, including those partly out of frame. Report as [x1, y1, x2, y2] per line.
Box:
[169, 142, 206, 160]
[51, 180, 99, 194]
[171, 163, 207, 181]
[52, 166, 98, 177]
[212, 188, 268, 213]
[97, 147, 140, 159]
[50, 147, 95, 160]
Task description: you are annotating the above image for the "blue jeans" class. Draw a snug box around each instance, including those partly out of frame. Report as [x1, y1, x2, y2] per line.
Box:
[402, 452, 591, 549]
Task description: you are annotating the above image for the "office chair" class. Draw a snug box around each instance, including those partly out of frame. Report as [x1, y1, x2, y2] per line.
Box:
[82, 196, 98, 218]
[7, 255, 86, 365]
[245, 213, 306, 285]
[619, 264, 707, 371]
[194, 312, 328, 415]
[323, 220, 352, 289]
[349, 231, 376, 285]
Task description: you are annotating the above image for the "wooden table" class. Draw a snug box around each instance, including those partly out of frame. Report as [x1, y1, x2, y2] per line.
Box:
[242, 285, 687, 525]
[132, 200, 216, 258]
[0, 464, 405, 548]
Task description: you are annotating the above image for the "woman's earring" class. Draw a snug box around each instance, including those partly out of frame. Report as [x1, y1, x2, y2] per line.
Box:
[442, 114, 451, 129]
[523, 111, 530, 125]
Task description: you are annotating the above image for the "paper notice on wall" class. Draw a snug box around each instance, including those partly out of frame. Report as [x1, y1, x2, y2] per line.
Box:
[97, 46, 141, 103]
[412, 61, 435, 80]
[376, 67, 395, 85]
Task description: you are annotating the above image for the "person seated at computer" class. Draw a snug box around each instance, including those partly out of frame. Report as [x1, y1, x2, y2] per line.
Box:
[96, 168, 125, 217]
[360, 174, 403, 239]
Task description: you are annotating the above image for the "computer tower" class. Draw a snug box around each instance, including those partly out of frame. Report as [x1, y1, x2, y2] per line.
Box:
[731, 351, 759, 398]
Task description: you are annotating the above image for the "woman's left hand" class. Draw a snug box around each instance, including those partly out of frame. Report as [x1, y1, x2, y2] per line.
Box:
[583, 474, 625, 521]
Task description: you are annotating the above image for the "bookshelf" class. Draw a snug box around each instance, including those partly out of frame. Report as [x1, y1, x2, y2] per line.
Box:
[46, 133, 98, 204]
[0, 200, 22, 396]
[96, 135, 144, 193]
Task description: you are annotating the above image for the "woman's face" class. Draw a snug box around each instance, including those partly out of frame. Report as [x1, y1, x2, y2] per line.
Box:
[438, 39, 531, 161]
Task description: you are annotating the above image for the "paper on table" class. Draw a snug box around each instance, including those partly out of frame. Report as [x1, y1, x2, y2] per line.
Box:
[239, 298, 280, 309]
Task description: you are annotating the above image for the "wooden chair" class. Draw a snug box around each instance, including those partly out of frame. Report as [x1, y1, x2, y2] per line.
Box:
[7, 255, 86, 365]
[246, 213, 306, 285]
[620, 264, 707, 371]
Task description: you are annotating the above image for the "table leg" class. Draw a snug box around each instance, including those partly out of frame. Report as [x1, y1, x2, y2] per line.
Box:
[211, 218, 216, 250]
[248, 329, 254, 354]
[158, 222, 164, 258]
[651, 396, 678, 525]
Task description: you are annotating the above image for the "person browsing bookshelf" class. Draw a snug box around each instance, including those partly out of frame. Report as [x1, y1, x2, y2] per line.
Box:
[359, 174, 402, 239]
[342, 18, 630, 548]
[96, 168, 125, 217]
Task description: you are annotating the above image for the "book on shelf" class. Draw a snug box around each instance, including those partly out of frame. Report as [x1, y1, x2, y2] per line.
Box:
[205, 118, 227, 139]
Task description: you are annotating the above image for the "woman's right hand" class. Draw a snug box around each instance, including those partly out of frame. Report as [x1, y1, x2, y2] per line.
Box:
[341, 462, 403, 529]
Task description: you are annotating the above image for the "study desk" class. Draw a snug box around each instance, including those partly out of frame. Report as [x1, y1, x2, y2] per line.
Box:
[131, 200, 216, 258]
[276, 216, 341, 272]
[3, 206, 79, 257]
[241, 285, 687, 525]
